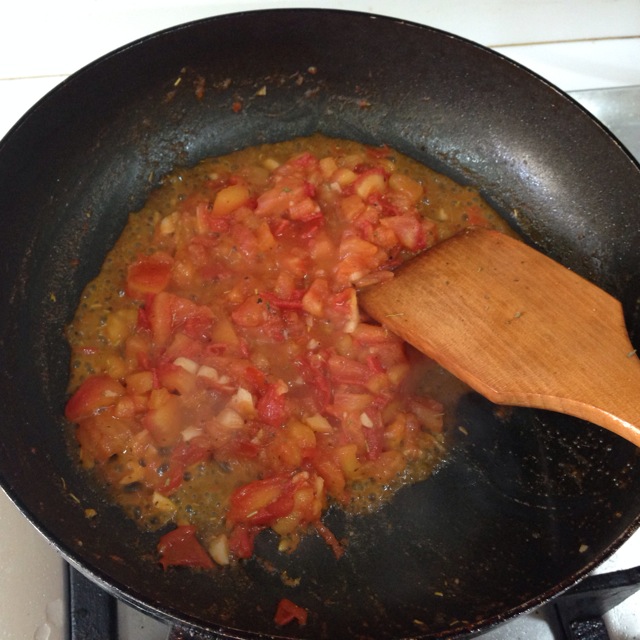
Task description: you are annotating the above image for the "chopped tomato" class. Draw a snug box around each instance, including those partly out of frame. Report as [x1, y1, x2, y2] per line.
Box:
[274, 598, 308, 627]
[256, 383, 289, 427]
[75, 413, 134, 465]
[143, 388, 183, 447]
[228, 524, 259, 559]
[126, 252, 174, 297]
[65, 375, 125, 422]
[327, 355, 371, 387]
[158, 525, 214, 570]
[212, 183, 251, 217]
[231, 295, 270, 328]
[147, 292, 214, 346]
[227, 475, 296, 527]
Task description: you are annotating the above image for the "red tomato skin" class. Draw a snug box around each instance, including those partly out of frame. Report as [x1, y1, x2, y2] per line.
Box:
[65, 375, 125, 422]
[274, 598, 308, 627]
[228, 524, 259, 559]
[157, 525, 214, 570]
[256, 384, 288, 427]
[227, 475, 295, 527]
[126, 252, 173, 298]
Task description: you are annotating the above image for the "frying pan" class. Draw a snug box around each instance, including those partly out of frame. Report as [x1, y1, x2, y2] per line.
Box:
[1, 9, 639, 640]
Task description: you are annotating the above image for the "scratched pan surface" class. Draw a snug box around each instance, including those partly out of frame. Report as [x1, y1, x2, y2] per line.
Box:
[0, 9, 639, 639]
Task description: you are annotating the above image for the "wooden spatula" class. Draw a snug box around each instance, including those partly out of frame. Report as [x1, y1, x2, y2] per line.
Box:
[359, 227, 640, 447]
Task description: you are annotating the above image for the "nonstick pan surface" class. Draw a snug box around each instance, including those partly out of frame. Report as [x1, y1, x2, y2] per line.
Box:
[1, 9, 639, 640]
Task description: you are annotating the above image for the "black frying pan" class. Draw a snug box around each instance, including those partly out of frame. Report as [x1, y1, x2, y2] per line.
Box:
[1, 10, 639, 640]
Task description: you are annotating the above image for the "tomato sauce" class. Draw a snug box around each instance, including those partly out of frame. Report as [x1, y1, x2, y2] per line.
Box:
[65, 134, 511, 568]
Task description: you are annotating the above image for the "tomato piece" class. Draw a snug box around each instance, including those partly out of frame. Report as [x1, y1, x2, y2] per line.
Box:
[301, 278, 329, 317]
[228, 524, 258, 559]
[126, 252, 173, 298]
[274, 598, 308, 627]
[464, 203, 491, 227]
[327, 354, 371, 387]
[256, 383, 289, 427]
[146, 291, 173, 346]
[65, 375, 125, 422]
[231, 295, 270, 328]
[260, 290, 305, 310]
[295, 353, 331, 412]
[354, 169, 386, 200]
[156, 362, 197, 396]
[75, 413, 134, 465]
[157, 525, 214, 570]
[163, 332, 205, 363]
[358, 450, 405, 483]
[227, 475, 296, 527]
[388, 171, 424, 203]
[311, 454, 347, 501]
[212, 183, 251, 217]
[242, 365, 269, 395]
[147, 292, 214, 346]
[379, 214, 426, 251]
[143, 388, 183, 447]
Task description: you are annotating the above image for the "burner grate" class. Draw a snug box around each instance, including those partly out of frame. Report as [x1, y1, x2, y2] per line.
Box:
[546, 567, 640, 640]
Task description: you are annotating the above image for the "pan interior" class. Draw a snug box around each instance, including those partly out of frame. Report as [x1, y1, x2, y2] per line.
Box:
[0, 9, 639, 640]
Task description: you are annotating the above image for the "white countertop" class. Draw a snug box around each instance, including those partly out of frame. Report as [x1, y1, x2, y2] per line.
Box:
[1, 2, 639, 639]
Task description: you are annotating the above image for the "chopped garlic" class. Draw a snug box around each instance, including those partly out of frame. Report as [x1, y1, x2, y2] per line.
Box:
[228, 386, 255, 416]
[209, 534, 230, 566]
[263, 158, 280, 171]
[196, 364, 219, 380]
[174, 357, 198, 374]
[181, 425, 203, 441]
[217, 407, 244, 430]
[152, 491, 177, 513]
[304, 413, 333, 433]
[197, 364, 231, 385]
[360, 412, 374, 428]
[159, 211, 179, 235]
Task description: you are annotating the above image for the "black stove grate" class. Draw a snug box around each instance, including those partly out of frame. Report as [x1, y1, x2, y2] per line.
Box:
[67, 564, 640, 640]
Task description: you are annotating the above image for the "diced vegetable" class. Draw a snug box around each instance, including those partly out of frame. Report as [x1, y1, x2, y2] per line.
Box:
[274, 598, 308, 627]
[157, 525, 215, 570]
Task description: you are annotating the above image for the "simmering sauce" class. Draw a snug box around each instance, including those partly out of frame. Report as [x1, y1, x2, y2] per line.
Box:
[65, 134, 510, 569]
